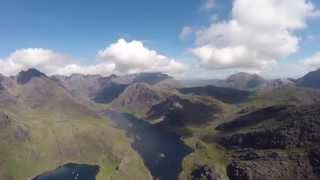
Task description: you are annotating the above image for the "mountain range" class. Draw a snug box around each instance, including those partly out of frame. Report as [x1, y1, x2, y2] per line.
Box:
[1, 68, 320, 180]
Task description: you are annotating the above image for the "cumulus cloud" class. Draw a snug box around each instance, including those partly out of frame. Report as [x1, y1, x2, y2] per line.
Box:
[0, 40, 187, 76]
[97, 39, 188, 75]
[190, 45, 277, 70]
[191, 0, 319, 72]
[0, 48, 115, 76]
[179, 26, 194, 41]
[0, 48, 72, 75]
[300, 52, 320, 69]
[54, 63, 116, 76]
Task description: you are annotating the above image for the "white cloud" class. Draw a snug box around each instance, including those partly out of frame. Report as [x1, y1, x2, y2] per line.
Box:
[0, 48, 72, 75]
[191, 0, 319, 72]
[0, 39, 187, 77]
[200, 0, 215, 12]
[190, 45, 277, 71]
[0, 48, 115, 76]
[54, 63, 115, 76]
[97, 39, 188, 75]
[179, 26, 193, 41]
[300, 52, 320, 69]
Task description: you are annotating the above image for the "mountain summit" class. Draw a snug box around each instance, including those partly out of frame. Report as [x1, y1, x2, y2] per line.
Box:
[17, 68, 47, 84]
[223, 72, 267, 90]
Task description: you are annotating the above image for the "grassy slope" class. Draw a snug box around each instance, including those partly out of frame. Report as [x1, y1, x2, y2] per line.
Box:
[178, 104, 237, 180]
[0, 104, 151, 180]
[0, 78, 151, 180]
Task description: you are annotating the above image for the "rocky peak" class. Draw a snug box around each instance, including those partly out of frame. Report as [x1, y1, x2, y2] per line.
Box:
[226, 72, 262, 81]
[17, 68, 47, 84]
[225, 72, 266, 89]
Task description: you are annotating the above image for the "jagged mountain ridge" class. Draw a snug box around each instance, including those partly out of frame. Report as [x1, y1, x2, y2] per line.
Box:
[53, 72, 178, 103]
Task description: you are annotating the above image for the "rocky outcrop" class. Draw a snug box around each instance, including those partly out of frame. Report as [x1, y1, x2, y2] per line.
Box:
[191, 165, 218, 180]
[217, 105, 320, 180]
[227, 155, 318, 180]
[227, 162, 251, 180]
[219, 105, 320, 150]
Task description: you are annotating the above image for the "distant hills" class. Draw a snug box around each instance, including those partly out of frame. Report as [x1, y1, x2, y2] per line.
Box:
[180, 72, 296, 91]
[179, 85, 252, 104]
[297, 69, 320, 89]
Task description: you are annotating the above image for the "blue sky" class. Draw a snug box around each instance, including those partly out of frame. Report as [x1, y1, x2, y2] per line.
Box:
[0, 0, 201, 58]
[0, 0, 319, 78]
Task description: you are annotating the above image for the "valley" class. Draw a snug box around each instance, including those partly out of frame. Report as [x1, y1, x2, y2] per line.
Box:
[1, 68, 320, 180]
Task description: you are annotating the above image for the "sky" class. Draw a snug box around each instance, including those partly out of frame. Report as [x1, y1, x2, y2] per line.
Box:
[0, 0, 320, 79]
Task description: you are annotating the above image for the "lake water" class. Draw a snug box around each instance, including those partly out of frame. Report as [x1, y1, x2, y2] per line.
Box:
[33, 110, 192, 180]
[32, 163, 99, 180]
[105, 110, 193, 180]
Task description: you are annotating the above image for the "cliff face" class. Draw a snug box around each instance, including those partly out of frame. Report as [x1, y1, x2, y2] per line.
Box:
[216, 105, 320, 180]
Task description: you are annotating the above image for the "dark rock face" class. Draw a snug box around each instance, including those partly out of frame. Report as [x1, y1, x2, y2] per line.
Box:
[148, 96, 221, 127]
[17, 68, 47, 84]
[216, 106, 288, 132]
[297, 69, 320, 89]
[191, 165, 217, 180]
[227, 162, 251, 180]
[221, 130, 288, 149]
[93, 83, 128, 103]
[309, 149, 320, 177]
[227, 156, 318, 180]
[179, 86, 252, 104]
[218, 105, 320, 180]
[218, 105, 320, 150]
